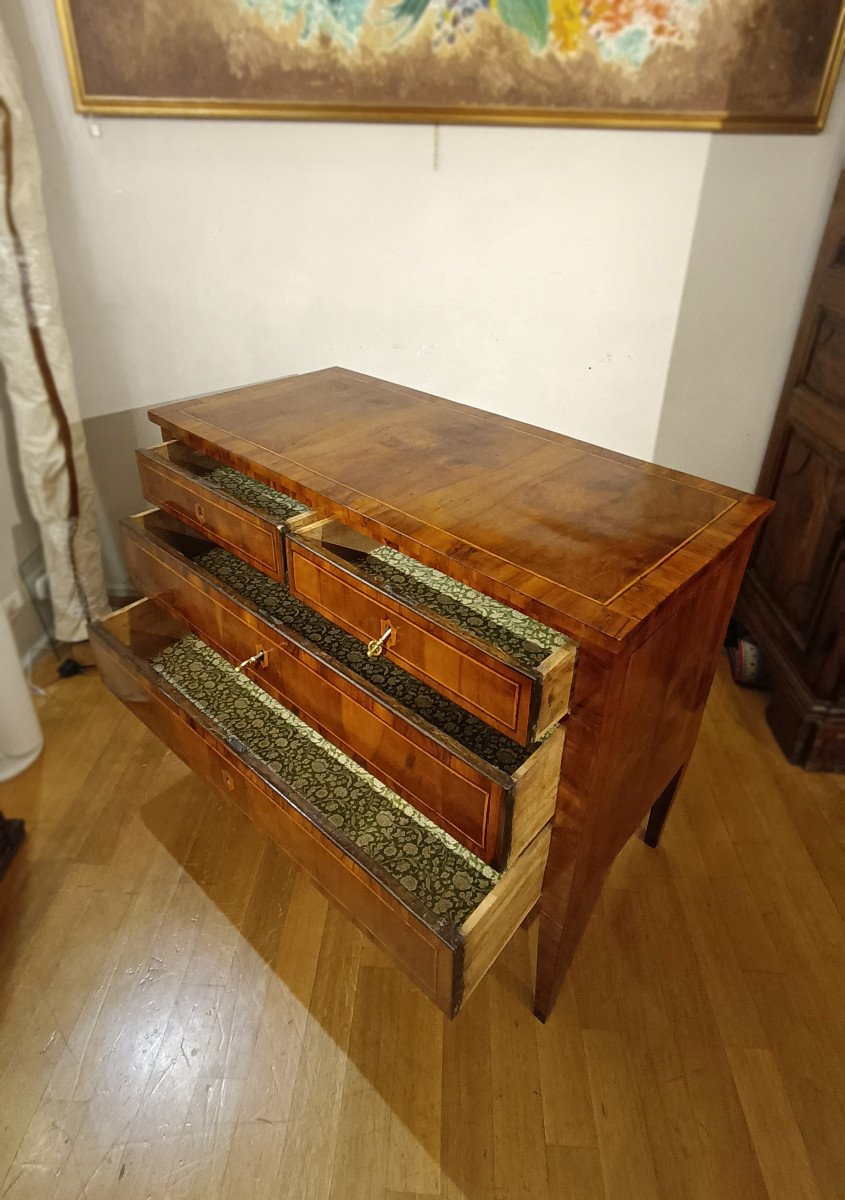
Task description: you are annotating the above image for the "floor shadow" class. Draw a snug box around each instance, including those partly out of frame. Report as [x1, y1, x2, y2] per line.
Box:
[140, 770, 539, 1200]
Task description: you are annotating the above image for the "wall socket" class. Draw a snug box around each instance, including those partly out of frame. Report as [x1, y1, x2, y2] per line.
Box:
[31, 569, 50, 602]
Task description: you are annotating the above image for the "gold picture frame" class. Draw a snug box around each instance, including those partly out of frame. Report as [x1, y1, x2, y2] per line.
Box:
[56, 0, 845, 133]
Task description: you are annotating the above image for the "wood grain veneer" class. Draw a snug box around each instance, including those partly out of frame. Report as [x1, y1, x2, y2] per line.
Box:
[121, 509, 561, 867]
[94, 368, 772, 1020]
[286, 518, 574, 745]
[137, 441, 314, 582]
[148, 367, 771, 655]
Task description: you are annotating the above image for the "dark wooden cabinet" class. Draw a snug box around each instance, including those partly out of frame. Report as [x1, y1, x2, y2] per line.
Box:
[737, 173, 845, 771]
[91, 367, 770, 1018]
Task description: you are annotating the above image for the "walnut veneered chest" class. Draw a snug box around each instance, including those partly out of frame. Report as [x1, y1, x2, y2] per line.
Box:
[90, 367, 772, 1019]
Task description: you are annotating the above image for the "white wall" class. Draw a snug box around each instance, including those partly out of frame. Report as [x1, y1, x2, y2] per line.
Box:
[1, 0, 844, 609]
[6, 0, 708, 467]
[654, 99, 845, 488]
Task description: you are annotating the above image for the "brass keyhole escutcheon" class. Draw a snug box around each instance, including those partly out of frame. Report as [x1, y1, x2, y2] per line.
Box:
[366, 626, 393, 658]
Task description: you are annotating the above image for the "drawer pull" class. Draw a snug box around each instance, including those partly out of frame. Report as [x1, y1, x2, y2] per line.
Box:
[194, 502, 206, 523]
[237, 649, 266, 671]
[366, 626, 393, 658]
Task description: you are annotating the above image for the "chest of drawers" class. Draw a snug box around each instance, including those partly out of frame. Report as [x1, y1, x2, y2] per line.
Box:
[90, 367, 772, 1019]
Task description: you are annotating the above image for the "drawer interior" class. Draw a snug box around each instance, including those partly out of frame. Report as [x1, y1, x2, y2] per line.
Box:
[149, 441, 310, 524]
[96, 598, 553, 1014]
[298, 518, 575, 670]
[100, 599, 499, 923]
[133, 510, 539, 774]
[151, 633, 500, 923]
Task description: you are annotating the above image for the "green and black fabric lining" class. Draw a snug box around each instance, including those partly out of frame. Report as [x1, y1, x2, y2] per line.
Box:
[193, 546, 532, 774]
[201, 463, 571, 668]
[203, 465, 309, 523]
[361, 544, 570, 669]
[152, 634, 498, 924]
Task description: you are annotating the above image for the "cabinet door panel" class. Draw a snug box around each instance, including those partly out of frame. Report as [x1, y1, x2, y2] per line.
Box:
[754, 429, 840, 641]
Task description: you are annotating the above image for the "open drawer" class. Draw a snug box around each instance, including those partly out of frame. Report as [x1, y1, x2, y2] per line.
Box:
[122, 509, 564, 869]
[90, 599, 551, 1017]
[286, 518, 577, 746]
[137, 441, 314, 582]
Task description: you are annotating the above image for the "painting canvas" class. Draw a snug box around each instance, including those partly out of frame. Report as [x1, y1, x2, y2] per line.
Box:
[57, 0, 845, 130]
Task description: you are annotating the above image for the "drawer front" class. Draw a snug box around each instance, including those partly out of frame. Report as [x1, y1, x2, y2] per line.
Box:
[137, 447, 286, 581]
[90, 603, 551, 1017]
[123, 520, 515, 865]
[286, 537, 537, 744]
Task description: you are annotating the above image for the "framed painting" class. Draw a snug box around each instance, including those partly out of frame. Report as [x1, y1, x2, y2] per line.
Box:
[56, 0, 845, 131]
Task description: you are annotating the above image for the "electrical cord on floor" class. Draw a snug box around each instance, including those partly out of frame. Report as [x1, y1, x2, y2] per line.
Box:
[57, 657, 96, 678]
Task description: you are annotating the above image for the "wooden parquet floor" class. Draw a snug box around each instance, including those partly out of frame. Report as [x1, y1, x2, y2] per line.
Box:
[0, 655, 843, 1200]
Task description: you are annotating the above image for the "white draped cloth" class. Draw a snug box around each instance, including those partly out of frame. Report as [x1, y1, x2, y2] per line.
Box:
[0, 19, 108, 642]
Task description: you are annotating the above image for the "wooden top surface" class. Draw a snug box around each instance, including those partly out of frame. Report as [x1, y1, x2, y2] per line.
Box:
[149, 367, 772, 653]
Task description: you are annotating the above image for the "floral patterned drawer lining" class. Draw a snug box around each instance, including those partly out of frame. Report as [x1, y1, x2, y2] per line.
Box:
[203, 464, 309, 523]
[152, 634, 498, 925]
[200, 461, 571, 670]
[359, 544, 572, 670]
[195, 458, 573, 667]
[194, 546, 533, 774]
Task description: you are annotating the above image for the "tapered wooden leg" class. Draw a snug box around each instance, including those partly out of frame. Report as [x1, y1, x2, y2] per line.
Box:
[533, 763, 691, 1020]
[533, 871, 607, 1022]
[532, 535, 757, 1023]
[642, 766, 686, 849]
